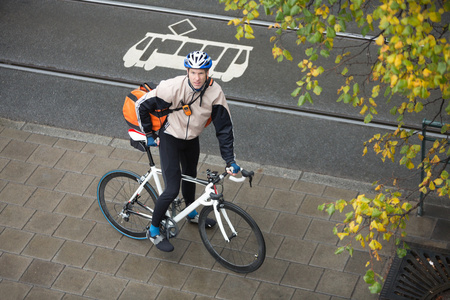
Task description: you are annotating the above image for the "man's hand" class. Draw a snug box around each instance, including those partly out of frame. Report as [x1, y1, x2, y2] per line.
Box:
[146, 136, 159, 147]
[227, 162, 241, 175]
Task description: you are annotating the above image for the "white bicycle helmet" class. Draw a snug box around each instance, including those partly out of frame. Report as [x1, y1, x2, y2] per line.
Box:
[184, 51, 212, 69]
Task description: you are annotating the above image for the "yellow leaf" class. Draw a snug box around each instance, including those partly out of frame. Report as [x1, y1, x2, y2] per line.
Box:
[431, 155, 440, 164]
[429, 181, 436, 190]
[369, 239, 382, 250]
[376, 35, 385, 46]
[337, 232, 349, 240]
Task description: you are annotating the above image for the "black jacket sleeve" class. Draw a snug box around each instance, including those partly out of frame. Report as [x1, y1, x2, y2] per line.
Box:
[136, 95, 171, 135]
[211, 104, 235, 164]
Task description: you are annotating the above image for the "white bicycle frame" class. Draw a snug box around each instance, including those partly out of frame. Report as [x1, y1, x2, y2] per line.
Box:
[127, 129, 246, 242]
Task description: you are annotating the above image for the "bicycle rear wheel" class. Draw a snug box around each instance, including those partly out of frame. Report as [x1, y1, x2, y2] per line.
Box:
[198, 202, 266, 273]
[97, 170, 157, 239]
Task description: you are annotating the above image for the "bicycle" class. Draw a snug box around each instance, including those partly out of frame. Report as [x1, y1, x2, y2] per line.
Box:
[97, 128, 266, 273]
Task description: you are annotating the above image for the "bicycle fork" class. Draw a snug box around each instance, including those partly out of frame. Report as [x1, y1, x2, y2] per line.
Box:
[213, 201, 237, 243]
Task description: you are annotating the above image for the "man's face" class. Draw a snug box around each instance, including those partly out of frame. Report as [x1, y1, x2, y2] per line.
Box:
[187, 68, 208, 90]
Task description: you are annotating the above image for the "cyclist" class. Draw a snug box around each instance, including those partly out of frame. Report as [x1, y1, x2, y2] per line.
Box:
[136, 51, 240, 252]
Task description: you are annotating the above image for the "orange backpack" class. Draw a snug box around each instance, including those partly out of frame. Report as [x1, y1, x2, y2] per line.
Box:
[122, 82, 170, 133]
[123, 79, 214, 134]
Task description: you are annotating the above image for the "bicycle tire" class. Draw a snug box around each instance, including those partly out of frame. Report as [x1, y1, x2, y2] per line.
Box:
[198, 202, 266, 273]
[97, 170, 158, 239]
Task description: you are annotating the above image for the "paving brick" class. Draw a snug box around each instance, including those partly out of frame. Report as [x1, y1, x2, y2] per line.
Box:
[81, 143, 114, 157]
[0, 160, 37, 183]
[55, 172, 95, 195]
[109, 147, 144, 162]
[115, 254, 158, 282]
[52, 266, 95, 295]
[0, 204, 35, 229]
[265, 189, 305, 214]
[54, 139, 86, 151]
[234, 185, 273, 208]
[156, 287, 195, 300]
[0, 280, 32, 300]
[323, 186, 358, 200]
[54, 151, 93, 172]
[24, 210, 65, 235]
[1, 139, 37, 161]
[84, 247, 127, 274]
[118, 281, 161, 300]
[0, 127, 30, 141]
[310, 243, 349, 271]
[253, 282, 295, 300]
[24, 188, 65, 211]
[114, 235, 151, 256]
[26, 286, 65, 300]
[0, 227, 34, 253]
[83, 156, 122, 177]
[182, 268, 226, 297]
[54, 194, 93, 217]
[316, 269, 359, 299]
[304, 219, 339, 245]
[53, 241, 95, 268]
[276, 236, 317, 264]
[0, 182, 36, 205]
[292, 289, 331, 300]
[179, 242, 216, 269]
[261, 231, 284, 258]
[298, 195, 333, 219]
[53, 216, 95, 242]
[292, 180, 325, 195]
[149, 261, 192, 289]
[431, 219, 450, 242]
[26, 133, 59, 146]
[280, 262, 324, 290]
[0, 253, 32, 280]
[216, 275, 259, 300]
[246, 257, 289, 284]
[351, 277, 379, 300]
[405, 214, 437, 238]
[83, 273, 127, 300]
[259, 174, 294, 190]
[20, 259, 64, 287]
[21, 234, 65, 260]
[271, 213, 311, 238]
[245, 206, 279, 233]
[83, 223, 121, 249]
[27, 144, 65, 167]
[26, 166, 66, 189]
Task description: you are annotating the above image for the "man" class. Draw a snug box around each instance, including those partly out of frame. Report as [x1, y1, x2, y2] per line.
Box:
[136, 51, 240, 252]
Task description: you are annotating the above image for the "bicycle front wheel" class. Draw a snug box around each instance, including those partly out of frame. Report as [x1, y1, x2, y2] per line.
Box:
[97, 170, 157, 239]
[198, 202, 266, 273]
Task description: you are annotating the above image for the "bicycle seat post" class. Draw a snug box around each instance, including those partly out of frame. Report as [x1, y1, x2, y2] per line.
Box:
[143, 142, 156, 167]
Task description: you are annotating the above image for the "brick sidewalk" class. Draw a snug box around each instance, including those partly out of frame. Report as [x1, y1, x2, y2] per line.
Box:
[0, 119, 448, 299]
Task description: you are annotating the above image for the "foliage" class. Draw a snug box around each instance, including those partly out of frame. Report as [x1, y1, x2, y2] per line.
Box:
[220, 0, 450, 294]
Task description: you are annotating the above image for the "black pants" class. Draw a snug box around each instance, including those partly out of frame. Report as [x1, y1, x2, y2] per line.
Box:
[151, 130, 200, 228]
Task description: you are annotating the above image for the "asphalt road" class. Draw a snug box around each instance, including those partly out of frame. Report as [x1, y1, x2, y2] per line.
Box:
[1, 0, 432, 185]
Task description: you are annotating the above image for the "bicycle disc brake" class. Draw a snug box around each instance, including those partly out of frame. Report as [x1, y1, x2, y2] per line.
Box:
[160, 217, 179, 239]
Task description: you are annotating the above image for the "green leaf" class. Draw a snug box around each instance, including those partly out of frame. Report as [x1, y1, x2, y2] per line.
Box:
[371, 208, 382, 218]
[308, 31, 322, 44]
[364, 270, 375, 284]
[313, 85, 323, 95]
[290, 5, 300, 16]
[335, 246, 345, 254]
[318, 203, 325, 211]
[320, 49, 330, 58]
[326, 203, 336, 215]
[369, 282, 382, 294]
[298, 95, 306, 106]
[326, 26, 336, 38]
[364, 113, 373, 123]
[291, 87, 301, 97]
